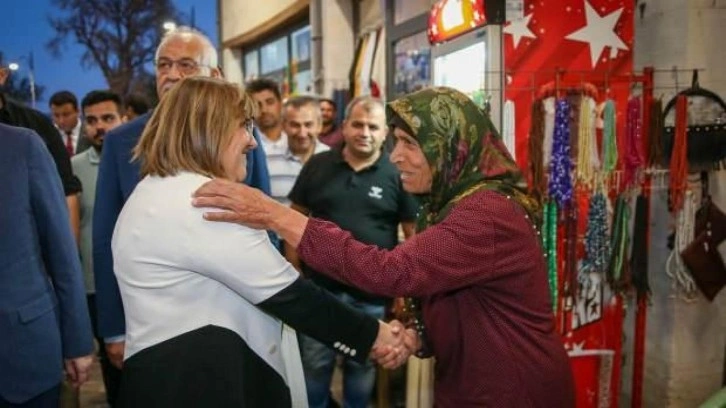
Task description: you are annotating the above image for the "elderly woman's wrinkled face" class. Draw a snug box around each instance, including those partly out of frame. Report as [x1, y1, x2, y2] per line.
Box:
[222, 121, 257, 182]
[390, 127, 432, 194]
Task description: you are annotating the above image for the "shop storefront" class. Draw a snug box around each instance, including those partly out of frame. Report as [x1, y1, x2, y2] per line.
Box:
[220, 0, 310, 97]
[242, 24, 312, 94]
[383, 0, 505, 139]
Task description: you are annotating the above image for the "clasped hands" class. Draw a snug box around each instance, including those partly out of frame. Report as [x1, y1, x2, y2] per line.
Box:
[64, 354, 94, 388]
[370, 320, 420, 369]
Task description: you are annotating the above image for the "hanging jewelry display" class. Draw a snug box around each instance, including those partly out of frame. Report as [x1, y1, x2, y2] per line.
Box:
[625, 97, 644, 186]
[669, 94, 689, 212]
[562, 202, 578, 313]
[571, 190, 607, 330]
[576, 97, 599, 187]
[666, 188, 699, 298]
[542, 200, 559, 313]
[630, 194, 651, 296]
[543, 98, 556, 168]
[647, 98, 665, 168]
[548, 99, 574, 207]
[528, 101, 547, 201]
[608, 195, 631, 292]
[583, 191, 610, 276]
[602, 99, 619, 177]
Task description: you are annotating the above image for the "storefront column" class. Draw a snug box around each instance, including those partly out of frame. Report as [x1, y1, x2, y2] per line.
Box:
[222, 48, 243, 86]
[319, 0, 356, 98]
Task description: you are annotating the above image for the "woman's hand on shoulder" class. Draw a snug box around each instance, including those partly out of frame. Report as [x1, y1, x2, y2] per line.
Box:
[192, 178, 277, 230]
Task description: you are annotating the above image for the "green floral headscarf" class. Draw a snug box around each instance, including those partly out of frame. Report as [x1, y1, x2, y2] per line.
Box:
[387, 87, 540, 231]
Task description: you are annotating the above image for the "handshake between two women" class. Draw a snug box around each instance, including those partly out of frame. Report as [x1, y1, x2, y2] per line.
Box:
[370, 320, 420, 369]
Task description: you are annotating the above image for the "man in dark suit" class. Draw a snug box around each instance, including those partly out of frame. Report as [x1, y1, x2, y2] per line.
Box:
[93, 26, 271, 371]
[0, 123, 94, 407]
[49, 90, 93, 156]
[0, 68, 83, 244]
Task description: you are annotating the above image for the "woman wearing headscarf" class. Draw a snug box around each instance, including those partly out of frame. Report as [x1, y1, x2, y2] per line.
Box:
[192, 87, 575, 407]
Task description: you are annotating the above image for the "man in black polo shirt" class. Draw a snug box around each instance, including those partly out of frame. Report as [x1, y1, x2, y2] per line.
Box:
[287, 96, 418, 408]
[0, 67, 82, 239]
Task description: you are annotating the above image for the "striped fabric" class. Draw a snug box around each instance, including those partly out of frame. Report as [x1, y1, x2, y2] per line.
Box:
[262, 133, 329, 206]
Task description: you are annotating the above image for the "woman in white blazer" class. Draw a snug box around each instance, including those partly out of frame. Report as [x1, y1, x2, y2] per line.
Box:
[112, 77, 406, 407]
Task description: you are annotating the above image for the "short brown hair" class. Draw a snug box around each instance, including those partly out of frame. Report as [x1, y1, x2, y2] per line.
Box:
[134, 77, 256, 178]
[282, 95, 321, 121]
[245, 77, 281, 100]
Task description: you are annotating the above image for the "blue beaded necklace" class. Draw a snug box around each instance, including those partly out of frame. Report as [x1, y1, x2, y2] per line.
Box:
[548, 99, 574, 207]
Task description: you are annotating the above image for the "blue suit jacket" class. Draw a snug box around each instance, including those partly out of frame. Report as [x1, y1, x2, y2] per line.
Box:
[92, 113, 271, 339]
[0, 123, 93, 403]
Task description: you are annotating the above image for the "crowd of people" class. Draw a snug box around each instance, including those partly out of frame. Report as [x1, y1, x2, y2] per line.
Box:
[0, 25, 574, 408]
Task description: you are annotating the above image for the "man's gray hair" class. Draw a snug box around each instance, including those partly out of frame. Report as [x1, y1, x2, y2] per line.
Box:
[343, 96, 385, 120]
[154, 26, 218, 72]
[282, 95, 321, 121]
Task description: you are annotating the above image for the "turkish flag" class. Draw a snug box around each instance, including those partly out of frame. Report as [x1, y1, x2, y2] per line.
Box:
[504, 0, 634, 169]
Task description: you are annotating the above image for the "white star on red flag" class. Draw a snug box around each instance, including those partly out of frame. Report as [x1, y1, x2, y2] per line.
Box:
[565, 0, 629, 67]
[504, 13, 536, 49]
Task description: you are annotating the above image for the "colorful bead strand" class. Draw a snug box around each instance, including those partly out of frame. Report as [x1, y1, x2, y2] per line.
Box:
[542, 200, 559, 313]
[548, 99, 574, 207]
[602, 99, 618, 176]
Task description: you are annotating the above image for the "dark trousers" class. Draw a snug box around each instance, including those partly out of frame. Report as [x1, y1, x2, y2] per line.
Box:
[0, 385, 60, 408]
[87, 294, 122, 406]
[117, 325, 291, 407]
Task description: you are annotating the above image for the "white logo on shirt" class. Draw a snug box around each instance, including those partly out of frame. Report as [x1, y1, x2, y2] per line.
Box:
[368, 186, 383, 199]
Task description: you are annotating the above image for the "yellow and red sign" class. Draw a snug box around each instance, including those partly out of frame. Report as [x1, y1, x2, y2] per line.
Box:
[428, 0, 487, 44]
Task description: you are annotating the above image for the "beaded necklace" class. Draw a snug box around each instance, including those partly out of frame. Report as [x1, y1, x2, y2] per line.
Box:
[582, 191, 610, 277]
[602, 99, 619, 176]
[562, 201, 579, 312]
[665, 189, 698, 297]
[548, 99, 574, 207]
[542, 200, 559, 313]
[608, 195, 631, 292]
[576, 97, 598, 187]
[630, 194, 650, 296]
[669, 94, 689, 212]
[625, 97, 644, 186]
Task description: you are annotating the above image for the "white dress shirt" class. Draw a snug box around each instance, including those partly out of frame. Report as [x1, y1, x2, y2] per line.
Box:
[58, 119, 82, 153]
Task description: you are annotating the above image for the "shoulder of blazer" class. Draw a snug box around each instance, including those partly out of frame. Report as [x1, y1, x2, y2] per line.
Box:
[0, 123, 38, 154]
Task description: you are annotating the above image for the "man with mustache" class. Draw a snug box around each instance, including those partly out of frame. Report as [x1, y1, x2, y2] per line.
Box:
[71, 90, 125, 406]
[247, 78, 284, 147]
